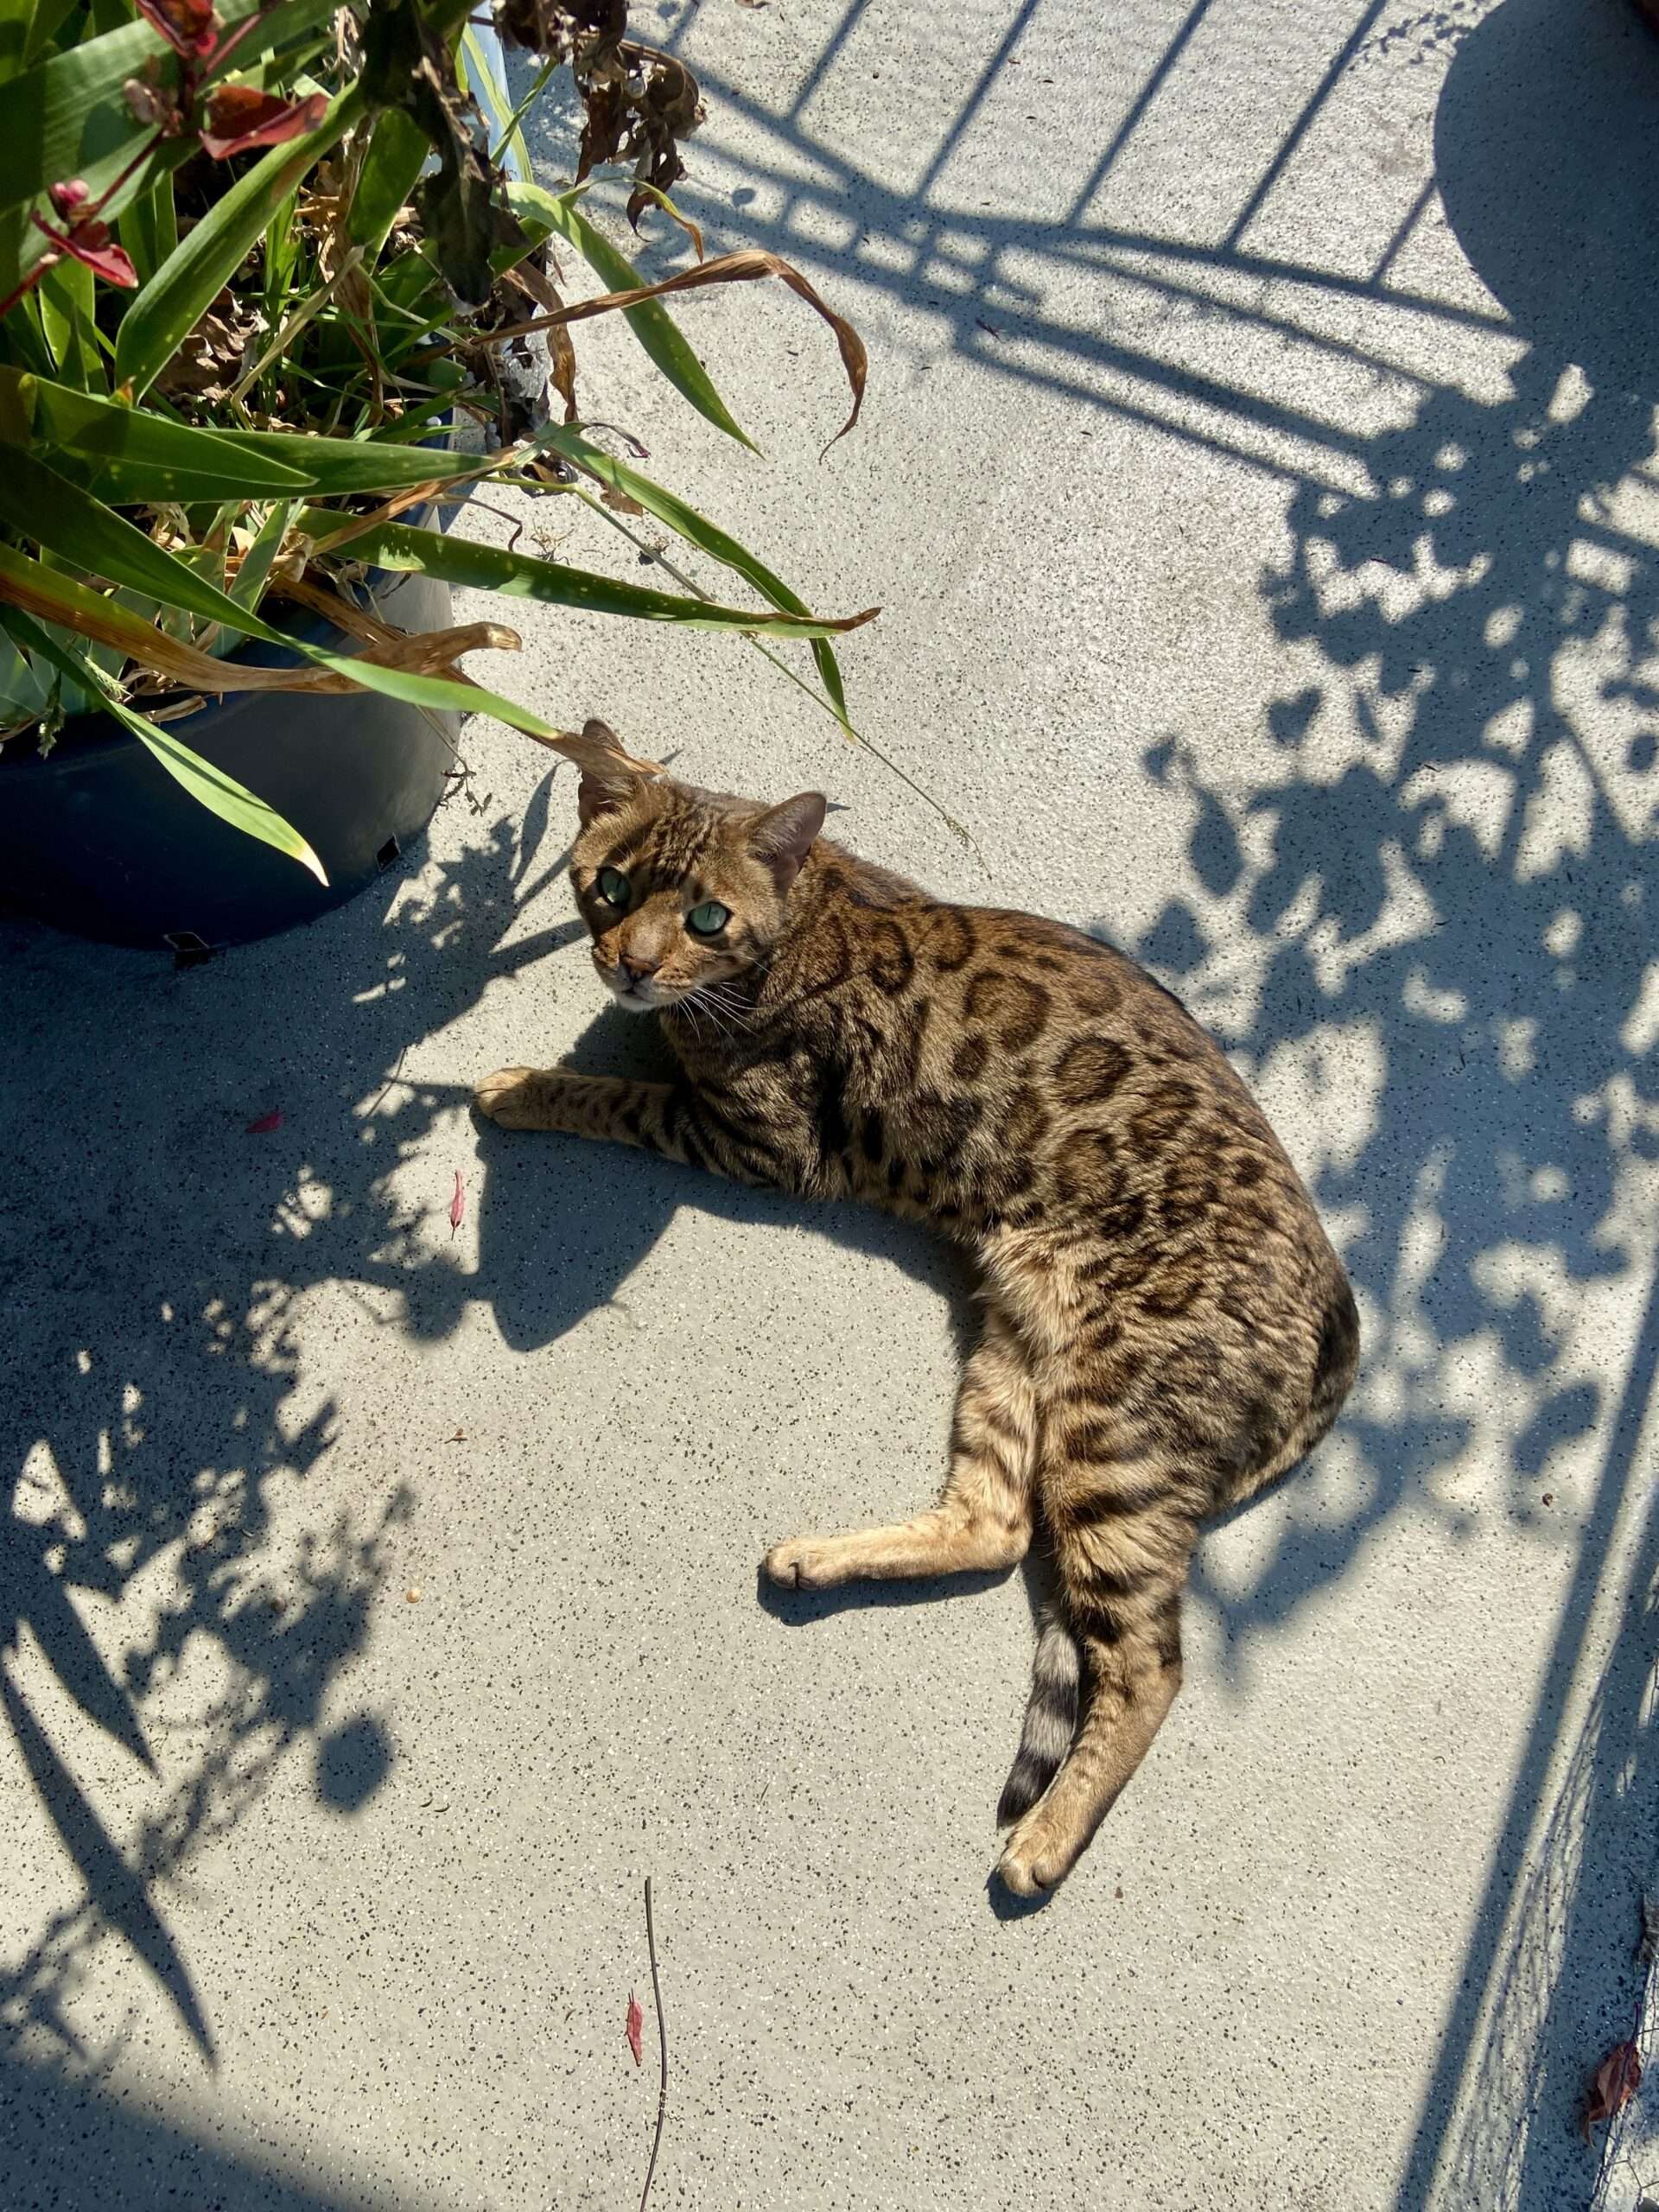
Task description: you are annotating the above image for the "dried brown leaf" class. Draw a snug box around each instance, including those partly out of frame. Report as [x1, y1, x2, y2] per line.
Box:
[314, 620, 525, 686]
[548, 320, 579, 422]
[476, 249, 868, 453]
[156, 297, 265, 399]
[626, 1991, 644, 2066]
[277, 573, 404, 648]
[0, 553, 523, 696]
[556, 715, 660, 783]
[506, 258, 560, 314]
[627, 183, 704, 261]
[507, 257, 580, 422]
[498, 3, 700, 211]
[1583, 2039, 1642, 2139]
[303, 478, 460, 559]
[0, 565, 664, 782]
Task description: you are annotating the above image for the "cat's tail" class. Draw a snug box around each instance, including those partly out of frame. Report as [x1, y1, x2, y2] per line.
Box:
[996, 1602, 1081, 1824]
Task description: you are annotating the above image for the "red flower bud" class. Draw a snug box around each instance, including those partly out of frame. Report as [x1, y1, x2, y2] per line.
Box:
[134, 0, 219, 60]
[29, 213, 139, 289]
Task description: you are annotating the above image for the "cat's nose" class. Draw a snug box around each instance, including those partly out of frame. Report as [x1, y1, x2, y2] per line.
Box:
[620, 950, 660, 982]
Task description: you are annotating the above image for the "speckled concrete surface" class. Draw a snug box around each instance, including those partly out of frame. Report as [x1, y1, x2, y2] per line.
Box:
[4, 2, 1659, 2207]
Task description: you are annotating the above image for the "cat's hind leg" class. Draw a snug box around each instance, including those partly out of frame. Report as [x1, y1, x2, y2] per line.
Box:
[762, 1302, 1036, 1588]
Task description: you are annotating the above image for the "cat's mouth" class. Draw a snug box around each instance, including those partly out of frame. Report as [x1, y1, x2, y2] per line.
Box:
[604, 967, 675, 1013]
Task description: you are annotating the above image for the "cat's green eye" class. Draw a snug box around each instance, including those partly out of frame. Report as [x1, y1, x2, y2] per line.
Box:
[686, 900, 731, 938]
[597, 868, 631, 906]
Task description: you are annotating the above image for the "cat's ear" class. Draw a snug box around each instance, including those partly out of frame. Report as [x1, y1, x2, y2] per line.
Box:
[577, 762, 637, 827]
[574, 719, 639, 827]
[750, 792, 827, 890]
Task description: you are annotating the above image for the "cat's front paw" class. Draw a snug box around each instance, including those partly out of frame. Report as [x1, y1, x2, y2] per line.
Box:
[474, 1067, 543, 1128]
[994, 1806, 1077, 1897]
[761, 1535, 849, 1590]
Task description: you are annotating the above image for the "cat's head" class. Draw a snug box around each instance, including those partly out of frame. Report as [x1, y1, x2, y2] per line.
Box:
[569, 721, 826, 1014]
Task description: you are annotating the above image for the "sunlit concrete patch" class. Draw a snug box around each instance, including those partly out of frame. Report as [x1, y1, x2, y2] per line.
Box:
[3, 0, 1658, 2205]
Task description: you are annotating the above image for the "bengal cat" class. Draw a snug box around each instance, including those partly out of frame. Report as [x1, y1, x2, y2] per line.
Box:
[477, 723, 1359, 1896]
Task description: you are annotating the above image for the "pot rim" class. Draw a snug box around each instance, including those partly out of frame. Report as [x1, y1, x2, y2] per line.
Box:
[1, 445, 453, 776]
[0, 555, 434, 775]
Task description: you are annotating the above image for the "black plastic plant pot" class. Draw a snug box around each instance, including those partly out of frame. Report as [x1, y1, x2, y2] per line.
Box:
[0, 566, 461, 953]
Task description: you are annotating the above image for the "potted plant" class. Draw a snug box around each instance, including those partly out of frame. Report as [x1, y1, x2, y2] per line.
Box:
[0, 0, 874, 950]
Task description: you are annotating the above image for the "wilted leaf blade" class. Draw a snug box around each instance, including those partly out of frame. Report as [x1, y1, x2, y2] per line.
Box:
[1583, 2039, 1642, 2139]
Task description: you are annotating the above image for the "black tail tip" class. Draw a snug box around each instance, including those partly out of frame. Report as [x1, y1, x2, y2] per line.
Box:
[996, 1759, 1052, 1827]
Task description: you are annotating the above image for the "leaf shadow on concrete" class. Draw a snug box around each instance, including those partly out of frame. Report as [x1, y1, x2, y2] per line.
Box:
[0, 781, 974, 2133]
[1087, 6, 1659, 2203]
[1, 2044, 454, 2212]
[0, 798, 598, 2092]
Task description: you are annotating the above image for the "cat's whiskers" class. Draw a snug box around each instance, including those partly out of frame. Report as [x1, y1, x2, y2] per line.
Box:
[666, 986, 716, 1040]
[683, 986, 742, 1043]
[696, 979, 760, 1024]
[710, 987, 765, 1033]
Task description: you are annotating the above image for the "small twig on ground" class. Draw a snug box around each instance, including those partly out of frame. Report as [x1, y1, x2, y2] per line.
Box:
[363, 1044, 409, 1120]
[639, 1876, 668, 2212]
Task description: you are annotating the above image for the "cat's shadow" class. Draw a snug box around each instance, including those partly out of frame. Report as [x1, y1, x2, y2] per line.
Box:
[753, 1563, 1015, 1624]
[474, 1020, 1070, 1916]
[473, 1005, 1012, 1649]
[477, 1034, 1052, 1631]
[474, 999, 982, 1365]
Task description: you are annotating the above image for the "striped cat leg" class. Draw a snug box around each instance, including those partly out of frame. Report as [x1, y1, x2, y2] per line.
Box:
[761, 1302, 1036, 1588]
[474, 1069, 779, 1186]
[476, 1067, 656, 1137]
[995, 1443, 1198, 1895]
